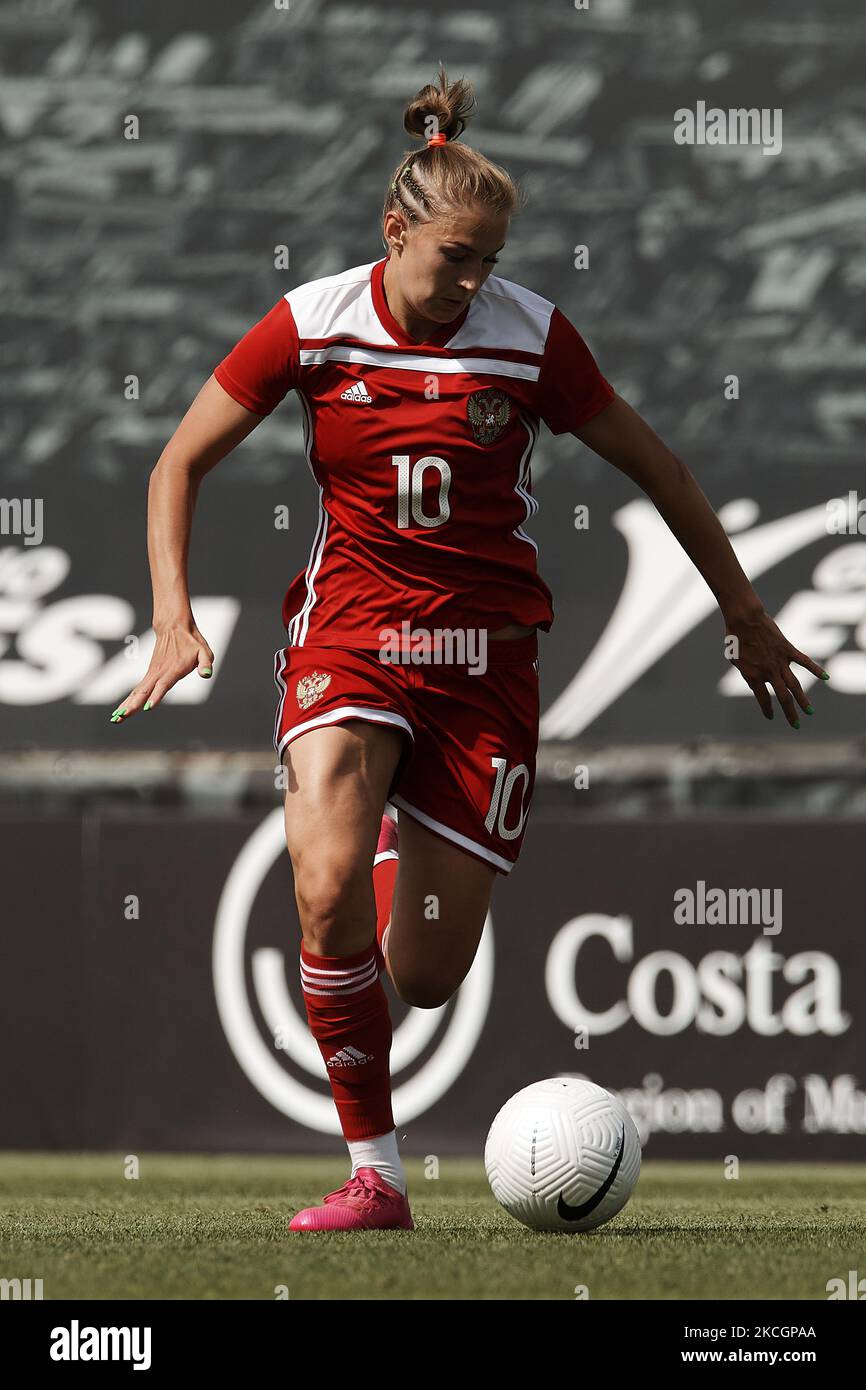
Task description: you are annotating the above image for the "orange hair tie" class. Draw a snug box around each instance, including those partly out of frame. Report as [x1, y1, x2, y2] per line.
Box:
[426, 131, 447, 146]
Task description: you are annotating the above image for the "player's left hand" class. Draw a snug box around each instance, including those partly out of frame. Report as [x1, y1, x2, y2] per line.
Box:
[724, 607, 829, 727]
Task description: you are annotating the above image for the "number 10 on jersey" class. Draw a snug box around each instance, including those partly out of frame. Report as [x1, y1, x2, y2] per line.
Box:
[392, 455, 452, 529]
[485, 757, 530, 841]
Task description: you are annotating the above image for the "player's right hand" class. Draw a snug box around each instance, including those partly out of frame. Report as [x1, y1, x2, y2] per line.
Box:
[109, 623, 215, 723]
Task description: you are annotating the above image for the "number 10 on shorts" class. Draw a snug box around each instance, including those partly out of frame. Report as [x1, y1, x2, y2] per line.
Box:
[485, 757, 531, 841]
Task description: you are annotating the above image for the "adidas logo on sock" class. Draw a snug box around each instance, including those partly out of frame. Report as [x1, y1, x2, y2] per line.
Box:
[326, 1045, 375, 1067]
[340, 379, 373, 404]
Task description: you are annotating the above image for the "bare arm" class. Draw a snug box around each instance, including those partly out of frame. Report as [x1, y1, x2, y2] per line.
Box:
[110, 376, 264, 724]
[573, 394, 829, 727]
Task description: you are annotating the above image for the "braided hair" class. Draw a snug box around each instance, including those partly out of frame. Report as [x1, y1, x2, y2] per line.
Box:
[382, 63, 523, 243]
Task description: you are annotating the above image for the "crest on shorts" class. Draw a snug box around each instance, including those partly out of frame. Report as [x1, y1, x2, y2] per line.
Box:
[467, 388, 511, 445]
[296, 671, 332, 710]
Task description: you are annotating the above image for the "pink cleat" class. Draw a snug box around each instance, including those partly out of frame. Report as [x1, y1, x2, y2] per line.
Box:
[289, 1167, 414, 1231]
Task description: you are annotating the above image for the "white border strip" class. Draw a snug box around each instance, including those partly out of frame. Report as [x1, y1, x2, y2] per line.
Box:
[513, 410, 540, 553]
[389, 794, 514, 874]
[272, 647, 289, 752]
[373, 849, 399, 866]
[299, 345, 540, 381]
[286, 389, 326, 646]
[275, 704, 414, 760]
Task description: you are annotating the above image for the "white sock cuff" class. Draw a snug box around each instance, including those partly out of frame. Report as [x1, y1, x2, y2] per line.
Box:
[348, 1129, 406, 1195]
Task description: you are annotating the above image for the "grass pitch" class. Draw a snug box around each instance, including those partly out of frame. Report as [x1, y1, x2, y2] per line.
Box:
[1, 1154, 863, 1300]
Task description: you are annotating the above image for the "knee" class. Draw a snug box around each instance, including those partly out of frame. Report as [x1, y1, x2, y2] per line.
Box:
[392, 973, 455, 1010]
[294, 862, 372, 953]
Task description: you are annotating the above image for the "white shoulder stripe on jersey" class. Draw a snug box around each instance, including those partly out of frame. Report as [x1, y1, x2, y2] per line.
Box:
[446, 270, 555, 356]
[300, 345, 541, 381]
[284, 261, 557, 357]
[286, 260, 391, 347]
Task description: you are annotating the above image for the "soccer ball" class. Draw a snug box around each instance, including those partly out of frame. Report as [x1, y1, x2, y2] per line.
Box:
[484, 1077, 642, 1233]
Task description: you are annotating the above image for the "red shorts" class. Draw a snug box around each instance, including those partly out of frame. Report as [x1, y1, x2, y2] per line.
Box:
[272, 633, 539, 874]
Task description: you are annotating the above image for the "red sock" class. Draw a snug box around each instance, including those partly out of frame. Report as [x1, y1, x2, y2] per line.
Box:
[373, 814, 399, 972]
[299, 942, 394, 1140]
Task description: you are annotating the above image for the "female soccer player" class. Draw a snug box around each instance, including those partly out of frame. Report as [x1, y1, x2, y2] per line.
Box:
[111, 67, 827, 1232]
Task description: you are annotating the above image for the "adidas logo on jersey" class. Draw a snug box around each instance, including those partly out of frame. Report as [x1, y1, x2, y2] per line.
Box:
[340, 379, 373, 404]
[326, 1045, 374, 1067]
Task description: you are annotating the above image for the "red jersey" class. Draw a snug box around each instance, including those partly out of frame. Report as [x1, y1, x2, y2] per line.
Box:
[213, 256, 614, 648]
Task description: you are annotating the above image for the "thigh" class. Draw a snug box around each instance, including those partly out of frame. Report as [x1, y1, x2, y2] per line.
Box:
[387, 811, 496, 1007]
[282, 719, 404, 952]
[282, 718, 403, 864]
[273, 641, 414, 881]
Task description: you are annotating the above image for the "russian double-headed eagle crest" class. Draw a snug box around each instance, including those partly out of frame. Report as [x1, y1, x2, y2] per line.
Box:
[466, 388, 511, 445]
[296, 671, 332, 710]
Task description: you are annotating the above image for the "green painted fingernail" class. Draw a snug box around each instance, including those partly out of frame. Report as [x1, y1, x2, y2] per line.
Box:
[821, 671, 830, 680]
[793, 719, 800, 729]
[143, 700, 152, 711]
[806, 705, 814, 715]
[201, 666, 212, 676]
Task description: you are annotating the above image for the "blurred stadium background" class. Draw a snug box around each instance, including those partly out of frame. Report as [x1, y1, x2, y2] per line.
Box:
[2, 0, 865, 1169]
